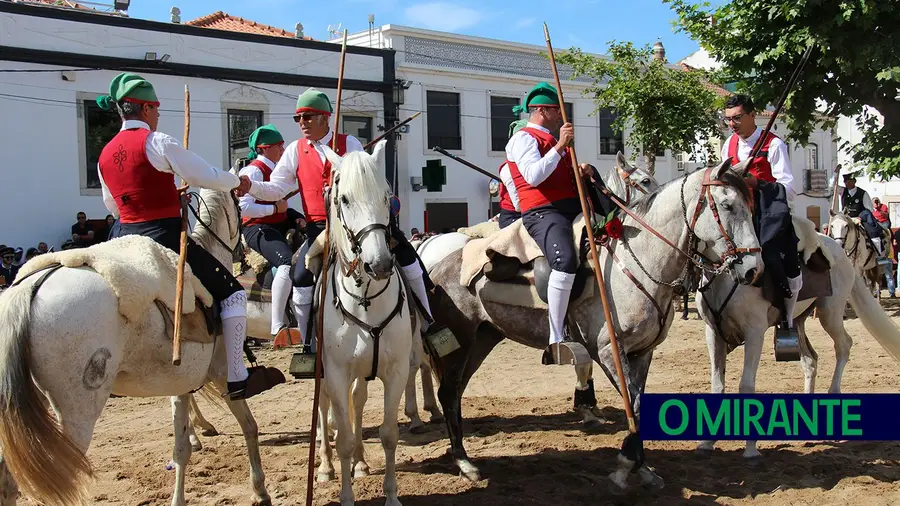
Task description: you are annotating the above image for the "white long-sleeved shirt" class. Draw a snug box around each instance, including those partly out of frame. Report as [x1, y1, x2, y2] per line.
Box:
[505, 122, 565, 187]
[238, 155, 281, 219]
[498, 162, 520, 211]
[721, 127, 794, 201]
[248, 130, 363, 205]
[98, 120, 240, 218]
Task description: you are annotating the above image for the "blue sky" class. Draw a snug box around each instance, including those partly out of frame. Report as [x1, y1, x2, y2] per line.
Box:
[127, 0, 713, 62]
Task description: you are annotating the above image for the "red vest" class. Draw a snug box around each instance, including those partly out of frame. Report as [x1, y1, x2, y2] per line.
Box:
[507, 127, 577, 212]
[498, 162, 516, 212]
[242, 159, 288, 226]
[727, 132, 778, 183]
[98, 128, 181, 224]
[296, 134, 349, 223]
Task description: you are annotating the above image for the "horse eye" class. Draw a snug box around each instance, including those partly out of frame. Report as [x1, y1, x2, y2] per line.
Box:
[341, 195, 349, 205]
[722, 203, 734, 212]
[641, 178, 650, 185]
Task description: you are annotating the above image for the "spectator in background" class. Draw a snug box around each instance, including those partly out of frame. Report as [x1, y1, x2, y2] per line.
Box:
[100, 214, 117, 242]
[71, 211, 95, 247]
[410, 227, 422, 241]
[872, 197, 891, 230]
[12, 248, 24, 267]
[37, 242, 49, 254]
[24, 247, 39, 262]
[0, 246, 18, 287]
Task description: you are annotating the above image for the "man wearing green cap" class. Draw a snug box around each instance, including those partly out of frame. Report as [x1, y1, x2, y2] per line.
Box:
[238, 124, 305, 342]
[241, 88, 436, 346]
[496, 119, 528, 228]
[506, 82, 593, 361]
[96, 72, 285, 400]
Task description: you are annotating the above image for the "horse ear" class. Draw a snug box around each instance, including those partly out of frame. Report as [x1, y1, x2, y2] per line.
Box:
[322, 144, 343, 170]
[616, 151, 636, 175]
[731, 157, 751, 176]
[714, 158, 732, 180]
[371, 139, 388, 167]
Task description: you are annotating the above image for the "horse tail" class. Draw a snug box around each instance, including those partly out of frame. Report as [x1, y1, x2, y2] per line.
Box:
[0, 283, 92, 506]
[849, 274, 900, 362]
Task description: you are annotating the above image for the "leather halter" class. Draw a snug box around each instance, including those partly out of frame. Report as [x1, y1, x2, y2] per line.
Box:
[329, 172, 391, 284]
[828, 217, 876, 269]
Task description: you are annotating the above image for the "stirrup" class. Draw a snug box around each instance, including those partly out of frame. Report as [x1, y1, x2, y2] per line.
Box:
[542, 340, 591, 365]
[289, 345, 320, 380]
[774, 322, 800, 362]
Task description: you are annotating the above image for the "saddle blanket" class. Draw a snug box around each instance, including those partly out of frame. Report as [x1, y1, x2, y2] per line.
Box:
[459, 214, 595, 287]
[16, 235, 213, 325]
[792, 215, 834, 268]
[457, 220, 501, 239]
[477, 267, 595, 310]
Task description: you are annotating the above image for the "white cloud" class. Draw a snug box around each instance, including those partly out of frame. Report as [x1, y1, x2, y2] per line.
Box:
[404, 2, 484, 32]
[515, 17, 535, 28]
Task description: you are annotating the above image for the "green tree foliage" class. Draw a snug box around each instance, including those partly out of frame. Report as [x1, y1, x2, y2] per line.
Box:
[667, 0, 900, 178]
[557, 41, 725, 174]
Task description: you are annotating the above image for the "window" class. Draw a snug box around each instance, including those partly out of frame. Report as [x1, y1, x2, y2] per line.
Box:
[551, 102, 574, 138]
[807, 143, 819, 171]
[598, 107, 624, 155]
[426, 91, 461, 150]
[227, 109, 264, 167]
[490, 96, 520, 151]
[82, 99, 120, 189]
[343, 116, 373, 145]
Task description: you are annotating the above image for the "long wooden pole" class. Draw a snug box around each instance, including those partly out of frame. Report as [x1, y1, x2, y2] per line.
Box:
[306, 29, 348, 506]
[543, 23, 636, 433]
[823, 166, 842, 234]
[172, 85, 191, 366]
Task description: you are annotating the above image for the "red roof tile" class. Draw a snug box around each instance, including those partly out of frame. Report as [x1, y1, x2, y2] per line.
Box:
[186, 11, 313, 40]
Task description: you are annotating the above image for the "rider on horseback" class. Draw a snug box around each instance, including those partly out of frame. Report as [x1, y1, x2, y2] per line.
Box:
[96, 73, 285, 400]
[722, 94, 803, 331]
[239, 88, 435, 347]
[506, 82, 595, 359]
[237, 124, 306, 342]
[841, 173, 884, 254]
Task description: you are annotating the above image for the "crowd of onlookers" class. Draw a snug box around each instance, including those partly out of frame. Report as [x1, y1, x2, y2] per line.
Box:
[0, 211, 119, 288]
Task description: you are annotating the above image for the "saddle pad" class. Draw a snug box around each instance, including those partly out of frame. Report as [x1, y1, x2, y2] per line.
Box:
[237, 271, 272, 304]
[478, 268, 595, 310]
[458, 220, 500, 238]
[792, 215, 834, 268]
[16, 235, 213, 324]
[459, 214, 596, 288]
[154, 300, 216, 344]
[762, 259, 833, 306]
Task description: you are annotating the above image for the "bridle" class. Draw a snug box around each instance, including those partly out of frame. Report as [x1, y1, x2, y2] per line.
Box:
[188, 190, 243, 258]
[828, 216, 875, 268]
[329, 171, 393, 286]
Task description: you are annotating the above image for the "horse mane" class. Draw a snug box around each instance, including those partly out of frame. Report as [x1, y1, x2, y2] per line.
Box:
[629, 167, 751, 217]
[329, 150, 391, 253]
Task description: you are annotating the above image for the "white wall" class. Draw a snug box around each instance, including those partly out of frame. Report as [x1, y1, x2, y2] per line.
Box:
[0, 61, 383, 249]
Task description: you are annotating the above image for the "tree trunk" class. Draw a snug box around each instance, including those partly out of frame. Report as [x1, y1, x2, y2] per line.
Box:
[645, 151, 656, 175]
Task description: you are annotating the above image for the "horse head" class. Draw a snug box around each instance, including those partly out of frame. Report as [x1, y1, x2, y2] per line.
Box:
[323, 140, 394, 281]
[827, 212, 854, 248]
[615, 151, 660, 197]
[684, 159, 762, 285]
[193, 187, 241, 267]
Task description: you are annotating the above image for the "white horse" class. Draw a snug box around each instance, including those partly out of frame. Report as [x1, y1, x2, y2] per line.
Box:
[828, 212, 885, 297]
[0, 188, 272, 506]
[312, 141, 417, 506]
[695, 208, 900, 461]
[405, 152, 659, 431]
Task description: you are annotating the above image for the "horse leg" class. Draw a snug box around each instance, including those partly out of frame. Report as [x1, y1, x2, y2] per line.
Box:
[419, 360, 443, 423]
[697, 324, 727, 453]
[317, 381, 336, 483]
[404, 362, 427, 434]
[437, 326, 502, 482]
[190, 392, 219, 437]
[324, 363, 356, 506]
[170, 395, 193, 506]
[574, 363, 605, 432]
[819, 306, 853, 393]
[352, 378, 371, 478]
[738, 325, 766, 462]
[381, 361, 411, 506]
[796, 318, 819, 393]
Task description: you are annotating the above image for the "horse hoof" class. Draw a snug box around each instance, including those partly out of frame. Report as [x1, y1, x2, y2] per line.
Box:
[201, 428, 218, 437]
[317, 470, 335, 483]
[639, 470, 665, 491]
[252, 498, 273, 506]
[607, 478, 629, 496]
[408, 423, 428, 435]
[190, 441, 203, 452]
[456, 459, 481, 482]
[582, 418, 604, 433]
[353, 462, 370, 478]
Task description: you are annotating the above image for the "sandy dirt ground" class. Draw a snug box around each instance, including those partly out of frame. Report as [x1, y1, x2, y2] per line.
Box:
[29, 303, 900, 505]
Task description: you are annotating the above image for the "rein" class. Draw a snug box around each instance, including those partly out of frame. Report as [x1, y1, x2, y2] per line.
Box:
[186, 191, 242, 257]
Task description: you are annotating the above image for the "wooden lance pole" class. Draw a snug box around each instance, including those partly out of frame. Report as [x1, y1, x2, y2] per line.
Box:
[172, 84, 191, 366]
[306, 29, 348, 506]
[824, 165, 842, 235]
[543, 22, 636, 433]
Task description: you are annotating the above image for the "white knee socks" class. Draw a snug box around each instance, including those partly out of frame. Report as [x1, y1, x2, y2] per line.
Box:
[402, 262, 433, 330]
[292, 285, 315, 346]
[785, 274, 803, 328]
[270, 265, 292, 335]
[548, 270, 576, 345]
[220, 291, 249, 383]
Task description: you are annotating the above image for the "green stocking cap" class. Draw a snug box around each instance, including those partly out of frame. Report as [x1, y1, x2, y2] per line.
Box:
[247, 124, 284, 160]
[295, 88, 333, 116]
[96, 72, 159, 111]
[508, 119, 528, 138]
[512, 82, 559, 114]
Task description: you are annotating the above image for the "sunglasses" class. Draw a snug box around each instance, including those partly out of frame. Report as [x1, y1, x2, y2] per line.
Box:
[293, 113, 322, 123]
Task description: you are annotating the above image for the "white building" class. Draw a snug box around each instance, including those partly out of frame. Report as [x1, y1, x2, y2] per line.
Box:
[682, 48, 839, 230]
[0, 0, 394, 249]
[338, 24, 684, 234]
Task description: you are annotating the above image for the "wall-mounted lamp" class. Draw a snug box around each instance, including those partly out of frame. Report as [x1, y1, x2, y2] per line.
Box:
[410, 176, 424, 192]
